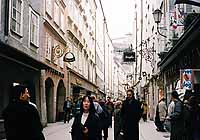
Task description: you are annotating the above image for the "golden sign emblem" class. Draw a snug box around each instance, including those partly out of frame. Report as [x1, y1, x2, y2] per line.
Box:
[54, 45, 64, 58]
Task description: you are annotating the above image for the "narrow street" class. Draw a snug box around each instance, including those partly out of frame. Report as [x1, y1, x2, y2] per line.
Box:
[43, 118, 170, 140]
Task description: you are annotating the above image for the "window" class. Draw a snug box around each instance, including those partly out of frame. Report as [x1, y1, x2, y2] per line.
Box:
[54, 2, 59, 26]
[11, 0, 23, 35]
[60, 11, 65, 31]
[46, 0, 52, 16]
[29, 8, 39, 46]
[45, 33, 52, 61]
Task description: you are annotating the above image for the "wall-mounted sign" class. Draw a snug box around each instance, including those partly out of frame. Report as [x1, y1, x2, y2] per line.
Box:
[123, 51, 135, 62]
[63, 52, 75, 62]
[47, 68, 64, 78]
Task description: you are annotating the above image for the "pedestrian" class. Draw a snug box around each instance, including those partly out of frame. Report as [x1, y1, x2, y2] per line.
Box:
[91, 95, 104, 140]
[141, 101, 148, 122]
[164, 99, 175, 132]
[2, 85, 45, 140]
[188, 96, 200, 140]
[156, 97, 167, 132]
[120, 88, 143, 140]
[114, 100, 122, 140]
[71, 95, 100, 140]
[167, 90, 184, 140]
[73, 98, 81, 116]
[181, 95, 193, 140]
[105, 97, 114, 128]
[99, 99, 110, 140]
[91, 95, 103, 114]
[63, 97, 72, 123]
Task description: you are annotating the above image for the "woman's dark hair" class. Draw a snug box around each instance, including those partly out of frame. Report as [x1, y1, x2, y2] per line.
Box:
[171, 90, 179, 99]
[11, 85, 27, 102]
[80, 95, 96, 114]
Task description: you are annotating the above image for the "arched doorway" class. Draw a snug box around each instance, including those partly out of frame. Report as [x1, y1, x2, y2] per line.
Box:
[45, 78, 54, 123]
[56, 80, 66, 121]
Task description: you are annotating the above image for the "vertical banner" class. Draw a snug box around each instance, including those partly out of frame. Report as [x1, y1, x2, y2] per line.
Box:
[180, 69, 194, 90]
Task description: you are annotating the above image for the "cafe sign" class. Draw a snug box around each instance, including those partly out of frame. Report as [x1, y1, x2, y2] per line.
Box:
[123, 51, 135, 62]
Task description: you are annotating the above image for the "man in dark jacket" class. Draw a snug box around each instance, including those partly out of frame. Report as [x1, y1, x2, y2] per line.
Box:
[2, 85, 45, 140]
[105, 97, 114, 128]
[99, 99, 110, 140]
[120, 88, 143, 140]
[63, 97, 72, 123]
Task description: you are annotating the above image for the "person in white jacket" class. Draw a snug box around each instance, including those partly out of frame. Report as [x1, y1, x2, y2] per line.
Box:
[157, 97, 167, 132]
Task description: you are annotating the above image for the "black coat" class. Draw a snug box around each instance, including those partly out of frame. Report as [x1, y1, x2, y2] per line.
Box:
[120, 98, 142, 140]
[71, 112, 100, 140]
[2, 101, 45, 140]
[169, 100, 184, 140]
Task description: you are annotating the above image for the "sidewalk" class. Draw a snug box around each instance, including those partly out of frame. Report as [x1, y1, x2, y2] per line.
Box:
[43, 118, 114, 140]
[139, 120, 170, 140]
[43, 119, 170, 140]
[43, 119, 74, 140]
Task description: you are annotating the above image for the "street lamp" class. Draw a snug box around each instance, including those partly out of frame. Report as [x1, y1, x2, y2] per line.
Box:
[152, 9, 167, 38]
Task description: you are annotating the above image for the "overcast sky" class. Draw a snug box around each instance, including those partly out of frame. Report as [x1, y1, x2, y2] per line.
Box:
[101, 0, 134, 39]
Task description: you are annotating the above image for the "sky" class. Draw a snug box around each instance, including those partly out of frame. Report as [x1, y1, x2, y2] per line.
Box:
[101, 0, 134, 39]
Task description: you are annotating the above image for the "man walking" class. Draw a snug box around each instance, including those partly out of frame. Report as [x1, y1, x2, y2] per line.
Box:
[120, 88, 143, 140]
[63, 97, 72, 123]
[105, 97, 114, 128]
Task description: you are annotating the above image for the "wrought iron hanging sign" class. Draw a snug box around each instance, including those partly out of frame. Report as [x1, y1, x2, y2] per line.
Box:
[123, 51, 135, 62]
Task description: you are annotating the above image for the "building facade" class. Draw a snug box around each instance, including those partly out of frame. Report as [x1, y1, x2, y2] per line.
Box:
[65, 0, 98, 103]
[0, 0, 49, 137]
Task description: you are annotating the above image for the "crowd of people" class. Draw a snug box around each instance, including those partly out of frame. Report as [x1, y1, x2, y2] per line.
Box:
[155, 90, 200, 140]
[70, 88, 143, 140]
[2, 84, 200, 140]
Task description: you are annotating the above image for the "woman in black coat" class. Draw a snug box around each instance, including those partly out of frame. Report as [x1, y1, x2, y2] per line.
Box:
[71, 95, 100, 140]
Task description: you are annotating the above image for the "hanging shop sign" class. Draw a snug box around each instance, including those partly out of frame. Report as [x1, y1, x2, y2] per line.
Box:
[180, 69, 194, 90]
[63, 52, 75, 62]
[53, 45, 64, 58]
[123, 51, 135, 62]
